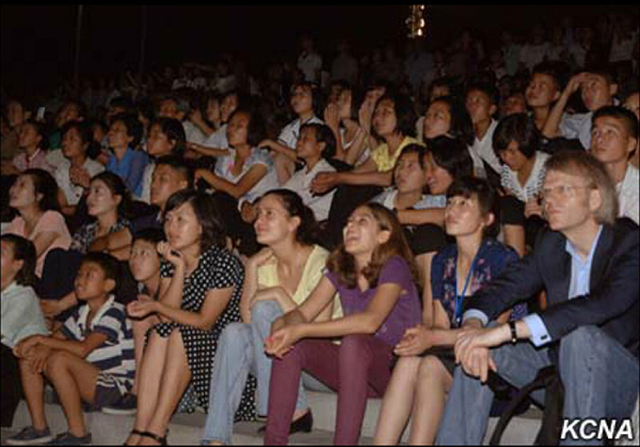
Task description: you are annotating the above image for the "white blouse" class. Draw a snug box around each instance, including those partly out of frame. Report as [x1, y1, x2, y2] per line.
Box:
[500, 151, 550, 203]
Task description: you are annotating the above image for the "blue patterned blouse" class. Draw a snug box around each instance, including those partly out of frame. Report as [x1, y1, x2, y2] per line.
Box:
[431, 238, 528, 328]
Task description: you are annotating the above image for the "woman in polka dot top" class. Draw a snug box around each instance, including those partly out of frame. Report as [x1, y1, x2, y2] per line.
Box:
[124, 190, 254, 445]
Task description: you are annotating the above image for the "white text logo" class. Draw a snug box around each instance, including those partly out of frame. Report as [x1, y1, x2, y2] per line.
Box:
[560, 419, 634, 442]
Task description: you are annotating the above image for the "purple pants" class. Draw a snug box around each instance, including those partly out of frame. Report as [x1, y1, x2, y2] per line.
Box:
[264, 334, 395, 445]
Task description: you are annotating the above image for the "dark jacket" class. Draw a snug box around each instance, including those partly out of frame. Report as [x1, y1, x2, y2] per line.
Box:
[464, 219, 639, 358]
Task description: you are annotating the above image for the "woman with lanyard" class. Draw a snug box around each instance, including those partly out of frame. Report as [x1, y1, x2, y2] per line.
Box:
[374, 176, 527, 446]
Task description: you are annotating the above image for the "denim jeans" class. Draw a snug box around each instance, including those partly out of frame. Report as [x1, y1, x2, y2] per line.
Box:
[436, 325, 639, 446]
[201, 300, 325, 445]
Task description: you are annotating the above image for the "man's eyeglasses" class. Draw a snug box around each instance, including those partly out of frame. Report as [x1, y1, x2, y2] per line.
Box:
[539, 184, 593, 203]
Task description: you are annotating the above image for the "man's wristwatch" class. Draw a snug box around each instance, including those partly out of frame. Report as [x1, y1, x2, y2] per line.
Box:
[508, 320, 518, 344]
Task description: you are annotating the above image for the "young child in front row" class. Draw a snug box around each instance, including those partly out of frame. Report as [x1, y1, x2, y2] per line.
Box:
[8, 252, 134, 446]
[101, 229, 166, 415]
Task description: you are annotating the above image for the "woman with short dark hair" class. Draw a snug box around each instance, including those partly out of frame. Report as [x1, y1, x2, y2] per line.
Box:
[493, 114, 550, 252]
[124, 190, 250, 445]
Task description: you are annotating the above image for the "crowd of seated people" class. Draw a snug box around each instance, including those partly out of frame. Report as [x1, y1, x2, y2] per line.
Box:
[1, 15, 638, 446]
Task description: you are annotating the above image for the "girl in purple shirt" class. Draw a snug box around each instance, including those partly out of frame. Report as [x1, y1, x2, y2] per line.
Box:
[263, 203, 422, 445]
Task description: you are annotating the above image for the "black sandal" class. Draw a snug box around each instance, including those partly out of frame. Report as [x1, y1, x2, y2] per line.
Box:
[139, 430, 168, 445]
[123, 428, 145, 445]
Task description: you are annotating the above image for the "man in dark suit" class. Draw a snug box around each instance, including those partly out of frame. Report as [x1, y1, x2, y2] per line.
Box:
[436, 150, 639, 445]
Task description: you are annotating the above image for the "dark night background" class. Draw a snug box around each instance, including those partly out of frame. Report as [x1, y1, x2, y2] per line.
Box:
[2, 5, 637, 100]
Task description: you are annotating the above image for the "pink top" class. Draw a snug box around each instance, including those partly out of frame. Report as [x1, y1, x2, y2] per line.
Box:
[12, 149, 55, 174]
[3, 211, 72, 277]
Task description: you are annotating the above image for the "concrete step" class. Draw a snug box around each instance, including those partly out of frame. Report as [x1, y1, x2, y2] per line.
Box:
[306, 391, 541, 445]
[6, 391, 542, 445]
[6, 401, 369, 446]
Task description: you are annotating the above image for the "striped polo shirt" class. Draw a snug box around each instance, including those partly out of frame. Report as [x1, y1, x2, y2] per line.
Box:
[61, 296, 135, 381]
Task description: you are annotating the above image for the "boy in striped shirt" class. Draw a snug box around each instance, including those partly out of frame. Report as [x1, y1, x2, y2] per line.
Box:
[9, 252, 134, 446]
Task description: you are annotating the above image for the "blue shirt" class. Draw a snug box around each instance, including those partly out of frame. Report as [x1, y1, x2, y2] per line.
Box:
[522, 226, 603, 346]
[106, 147, 149, 198]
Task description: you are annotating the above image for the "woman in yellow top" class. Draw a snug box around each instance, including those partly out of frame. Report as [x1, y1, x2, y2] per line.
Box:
[201, 189, 342, 445]
[311, 92, 422, 248]
[312, 92, 420, 191]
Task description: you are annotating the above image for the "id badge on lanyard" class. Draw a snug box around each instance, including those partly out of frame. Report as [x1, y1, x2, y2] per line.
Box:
[454, 257, 477, 326]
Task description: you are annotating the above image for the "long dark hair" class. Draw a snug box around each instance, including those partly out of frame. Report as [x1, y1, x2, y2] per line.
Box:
[1, 234, 37, 287]
[326, 203, 420, 289]
[260, 189, 318, 246]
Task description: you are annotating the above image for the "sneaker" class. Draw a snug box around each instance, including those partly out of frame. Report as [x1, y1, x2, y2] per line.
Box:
[45, 432, 92, 445]
[6, 426, 54, 445]
[101, 393, 137, 415]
